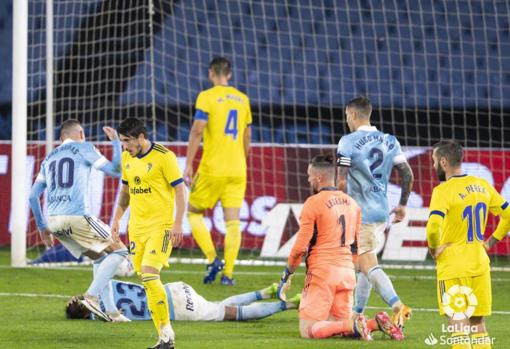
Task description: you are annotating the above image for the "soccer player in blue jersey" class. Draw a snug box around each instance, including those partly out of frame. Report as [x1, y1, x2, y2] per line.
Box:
[427, 140, 510, 349]
[65, 280, 300, 322]
[336, 96, 414, 329]
[29, 119, 130, 322]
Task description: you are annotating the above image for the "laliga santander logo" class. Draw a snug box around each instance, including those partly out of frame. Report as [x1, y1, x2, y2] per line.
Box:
[441, 285, 478, 320]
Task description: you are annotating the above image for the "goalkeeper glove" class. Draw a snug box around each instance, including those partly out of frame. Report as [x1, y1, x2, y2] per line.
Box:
[277, 267, 293, 301]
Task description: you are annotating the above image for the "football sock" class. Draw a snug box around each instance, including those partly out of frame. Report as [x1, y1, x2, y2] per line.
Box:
[99, 279, 117, 313]
[236, 301, 286, 320]
[367, 266, 401, 309]
[354, 271, 372, 313]
[160, 324, 175, 342]
[224, 219, 241, 278]
[451, 332, 471, 349]
[220, 290, 262, 306]
[471, 332, 491, 349]
[86, 248, 128, 297]
[142, 273, 170, 336]
[309, 320, 353, 339]
[188, 212, 216, 263]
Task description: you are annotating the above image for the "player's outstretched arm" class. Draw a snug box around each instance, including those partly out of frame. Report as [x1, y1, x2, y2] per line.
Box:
[95, 126, 122, 178]
[184, 120, 206, 185]
[392, 161, 414, 223]
[112, 184, 130, 242]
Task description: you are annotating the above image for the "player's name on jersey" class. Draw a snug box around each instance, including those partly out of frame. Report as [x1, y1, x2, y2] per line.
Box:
[47, 143, 80, 157]
[130, 186, 152, 195]
[353, 134, 396, 150]
[48, 194, 72, 204]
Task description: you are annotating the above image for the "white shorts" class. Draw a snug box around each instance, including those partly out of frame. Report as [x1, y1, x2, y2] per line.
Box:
[166, 282, 225, 321]
[358, 222, 386, 255]
[47, 215, 113, 258]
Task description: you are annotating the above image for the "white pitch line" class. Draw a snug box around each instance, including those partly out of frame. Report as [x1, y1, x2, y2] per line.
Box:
[2, 264, 510, 282]
[1, 292, 510, 315]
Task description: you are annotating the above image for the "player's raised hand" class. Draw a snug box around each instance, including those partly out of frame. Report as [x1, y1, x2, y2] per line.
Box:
[111, 220, 121, 242]
[183, 165, 194, 186]
[170, 225, 183, 247]
[277, 267, 294, 301]
[391, 204, 406, 223]
[39, 228, 54, 249]
[103, 126, 119, 141]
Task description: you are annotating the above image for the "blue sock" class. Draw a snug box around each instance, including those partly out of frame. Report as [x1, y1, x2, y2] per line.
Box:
[367, 266, 400, 308]
[236, 301, 286, 320]
[354, 271, 372, 313]
[220, 290, 262, 306]
[86, 248, 128, 297]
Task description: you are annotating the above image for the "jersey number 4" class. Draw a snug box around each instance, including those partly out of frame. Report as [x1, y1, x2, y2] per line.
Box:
[224, 109, 238, 140]
[462, 202, 487, 242]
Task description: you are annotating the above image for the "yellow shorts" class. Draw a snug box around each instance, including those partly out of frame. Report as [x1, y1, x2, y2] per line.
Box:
[188, 173, 246, 210]
[129, 229, 173, 273]
[437, 271, 491, 318]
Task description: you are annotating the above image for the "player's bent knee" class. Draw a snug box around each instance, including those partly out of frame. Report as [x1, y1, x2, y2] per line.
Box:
[299, 319, 314, 339]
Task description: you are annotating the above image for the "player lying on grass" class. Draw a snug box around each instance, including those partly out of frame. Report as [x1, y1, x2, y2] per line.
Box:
[65, 280, 300, 322]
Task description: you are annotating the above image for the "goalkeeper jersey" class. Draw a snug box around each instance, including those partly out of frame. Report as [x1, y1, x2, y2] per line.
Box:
[121, 143, 183, 236]
[427, 174, 510, 279]
[194, 85, 252, 177]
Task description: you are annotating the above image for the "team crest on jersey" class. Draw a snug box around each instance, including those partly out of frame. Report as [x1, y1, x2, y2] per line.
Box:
[134, 176, 141, 185]
[125, 163, 130, 170]
[147, 163, 152, 172]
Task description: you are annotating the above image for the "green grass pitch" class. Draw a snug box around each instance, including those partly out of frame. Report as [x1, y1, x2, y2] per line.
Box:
[1, 249, 509, 348]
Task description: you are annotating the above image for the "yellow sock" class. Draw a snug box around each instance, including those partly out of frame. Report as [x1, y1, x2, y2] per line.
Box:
[471, 332, 491, 349]
[188, 212, 216, 263]
[142, 273, 170, 335]
[223, 220, 241, 278]
[451, 332, 472, 349]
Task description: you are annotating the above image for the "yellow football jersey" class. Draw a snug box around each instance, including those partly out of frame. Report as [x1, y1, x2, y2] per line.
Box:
[194, 85, 252, 177]
[427, 174, 509, 279]
[121, 143, 183, 236]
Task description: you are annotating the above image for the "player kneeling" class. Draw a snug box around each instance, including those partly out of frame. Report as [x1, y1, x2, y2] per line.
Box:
[276, 154, 403, 341]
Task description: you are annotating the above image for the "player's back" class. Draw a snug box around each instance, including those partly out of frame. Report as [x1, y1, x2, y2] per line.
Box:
[431, 175, 499, 279]
[39, 140, 101, 216]
[338, 126, 405, 223]
[305, 189, 360, 268]
[195, 85, 252, 177]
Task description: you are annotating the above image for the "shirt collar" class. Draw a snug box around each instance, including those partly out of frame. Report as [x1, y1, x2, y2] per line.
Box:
[62, 138, 75, 144]
[357, 125, 378, 132]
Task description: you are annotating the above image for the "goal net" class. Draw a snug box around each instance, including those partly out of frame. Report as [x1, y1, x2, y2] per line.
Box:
[15, 0, 510, 267]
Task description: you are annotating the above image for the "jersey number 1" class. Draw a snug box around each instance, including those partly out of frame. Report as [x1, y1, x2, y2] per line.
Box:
[462, 202, 487, 242]
[224, 109, 238, 140]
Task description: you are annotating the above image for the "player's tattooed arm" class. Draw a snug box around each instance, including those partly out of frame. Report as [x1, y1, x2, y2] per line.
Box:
[336, 166, 349, 192]
[394, 161, 414, 206]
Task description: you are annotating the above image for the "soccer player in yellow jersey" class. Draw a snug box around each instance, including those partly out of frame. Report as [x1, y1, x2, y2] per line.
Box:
[112, 118, 186, 349]
[427, 139, 510, 349]
[184, 57, 252, 286]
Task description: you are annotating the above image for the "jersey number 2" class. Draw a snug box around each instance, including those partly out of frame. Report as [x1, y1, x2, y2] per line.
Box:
[224, 109, 238, 140]
[368, 148, 383, 179]
[462, 202, 487, 242]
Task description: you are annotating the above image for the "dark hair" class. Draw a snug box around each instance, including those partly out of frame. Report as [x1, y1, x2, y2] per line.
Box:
[60, 119, 81, 137]
[346, 95, 372, 118]
[65, 296, 91, 319]
[209, 56, 232, 76]
[117, 118, 148, 138]
[433, 139, 464, 167]
[310, 153, 336, 168]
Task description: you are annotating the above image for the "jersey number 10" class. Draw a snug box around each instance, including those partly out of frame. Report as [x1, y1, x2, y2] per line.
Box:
[462, 202, 487, 242]
[49, 157, 75, 190]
